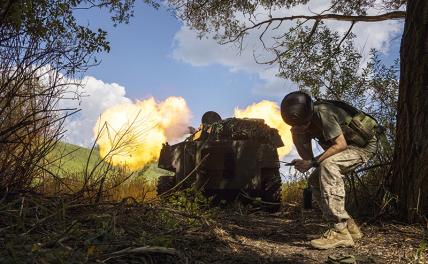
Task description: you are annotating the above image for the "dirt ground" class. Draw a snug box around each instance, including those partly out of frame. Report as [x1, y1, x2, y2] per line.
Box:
[1, 197, 426, 264]
[171, 207, 427, 264]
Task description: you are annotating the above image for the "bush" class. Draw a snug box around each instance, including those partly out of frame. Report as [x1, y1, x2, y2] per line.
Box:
[281, 179, 307, 205]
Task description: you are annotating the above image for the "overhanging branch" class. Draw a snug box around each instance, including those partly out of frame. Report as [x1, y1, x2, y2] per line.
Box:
[244, 11, 405, 32]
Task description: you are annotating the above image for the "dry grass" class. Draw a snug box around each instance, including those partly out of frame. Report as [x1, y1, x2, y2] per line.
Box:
[281, 179, 307, 205]
[0, 193, 426, 264]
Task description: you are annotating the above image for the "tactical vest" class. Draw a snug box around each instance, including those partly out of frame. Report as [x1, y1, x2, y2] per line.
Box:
[315, 99, 382, 147]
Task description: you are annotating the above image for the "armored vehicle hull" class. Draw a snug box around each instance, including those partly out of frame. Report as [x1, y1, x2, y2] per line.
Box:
[157, 118, 284, 211]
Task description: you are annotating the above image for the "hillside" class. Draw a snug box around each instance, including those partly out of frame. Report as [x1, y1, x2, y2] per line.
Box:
[47, 141, 170, 183]
[46, 142, 101, 176]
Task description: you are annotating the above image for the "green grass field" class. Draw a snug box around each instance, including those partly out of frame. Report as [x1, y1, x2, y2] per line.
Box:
[47, 141, 101, 176]
[47, 141, 170, 183]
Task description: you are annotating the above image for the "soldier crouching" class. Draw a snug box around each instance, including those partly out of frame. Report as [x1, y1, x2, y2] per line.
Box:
[280, 91, 380, 250]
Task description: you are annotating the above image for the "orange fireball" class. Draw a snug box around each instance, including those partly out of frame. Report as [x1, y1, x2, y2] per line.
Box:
[234, 100, 292, 158]
[94, 97, 191, 171]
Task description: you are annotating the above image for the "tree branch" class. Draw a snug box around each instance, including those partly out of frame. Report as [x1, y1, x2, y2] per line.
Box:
[243, 11, 405, 33]
[305, 19, 320, 43]
[337, 21, 356, 50]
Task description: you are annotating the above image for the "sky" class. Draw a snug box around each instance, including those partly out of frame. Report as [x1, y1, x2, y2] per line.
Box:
[64, 0, 404, 149]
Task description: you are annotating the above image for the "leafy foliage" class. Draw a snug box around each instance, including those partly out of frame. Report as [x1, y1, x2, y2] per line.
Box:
[1, 0, 158, 73]
[0, 0, 158, 193]
[277, 21, 399, 145]
[167, 0, 401, 150]
[278, 22, 363, 101]
[165, 189, 213, 214]
[167, 0, 405, 43]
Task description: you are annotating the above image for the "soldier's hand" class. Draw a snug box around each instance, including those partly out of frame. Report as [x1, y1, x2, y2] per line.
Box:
[292, 159, 312, 173]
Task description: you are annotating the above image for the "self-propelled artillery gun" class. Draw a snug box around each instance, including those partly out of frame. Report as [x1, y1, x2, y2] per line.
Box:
[157, 117, 284, 211]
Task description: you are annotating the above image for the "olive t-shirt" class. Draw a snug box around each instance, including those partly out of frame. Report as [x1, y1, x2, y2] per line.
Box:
[307, 103, 352, 149]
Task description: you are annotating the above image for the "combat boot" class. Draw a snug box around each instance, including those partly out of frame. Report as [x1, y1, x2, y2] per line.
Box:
[310, 227, 354, 250]
[347, 218, 363, 240]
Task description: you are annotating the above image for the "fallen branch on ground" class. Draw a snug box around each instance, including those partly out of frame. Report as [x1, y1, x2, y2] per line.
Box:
[106, 246, 178, 256]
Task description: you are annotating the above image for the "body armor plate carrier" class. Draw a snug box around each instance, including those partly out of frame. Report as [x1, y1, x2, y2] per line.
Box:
[315, 99, 383, 147]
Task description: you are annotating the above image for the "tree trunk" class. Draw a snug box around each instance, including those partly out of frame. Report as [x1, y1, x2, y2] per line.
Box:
[392, 0, 428, 223]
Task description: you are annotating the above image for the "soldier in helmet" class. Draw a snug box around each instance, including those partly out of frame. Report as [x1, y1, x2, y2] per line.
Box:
[280, 91, 379, 250]
[201, 111, 222, 128]
[190, 111, 222, 141]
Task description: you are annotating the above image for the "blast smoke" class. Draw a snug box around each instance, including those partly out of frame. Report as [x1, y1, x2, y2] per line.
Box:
[234, 100, 293, 158]
[94, 97, 191, 171]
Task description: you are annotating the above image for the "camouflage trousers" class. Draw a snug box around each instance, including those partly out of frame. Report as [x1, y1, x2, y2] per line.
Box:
[308, 138, 377, 224]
